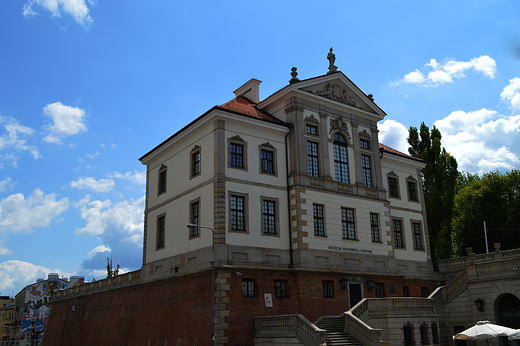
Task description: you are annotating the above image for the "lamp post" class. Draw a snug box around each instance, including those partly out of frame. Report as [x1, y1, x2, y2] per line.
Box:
[187, 223, 215, 346]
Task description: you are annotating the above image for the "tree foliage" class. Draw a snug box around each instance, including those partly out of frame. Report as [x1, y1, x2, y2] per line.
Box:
[408, 122, 458, 260]
[106, 257, 120, 278]
[452, 170, 520, 256]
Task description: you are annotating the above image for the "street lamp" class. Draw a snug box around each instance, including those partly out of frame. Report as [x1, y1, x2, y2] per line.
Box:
[187, 223, 215, 346]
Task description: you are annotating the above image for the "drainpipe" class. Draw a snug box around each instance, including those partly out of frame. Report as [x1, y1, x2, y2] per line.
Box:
[285, 123, 294, 268]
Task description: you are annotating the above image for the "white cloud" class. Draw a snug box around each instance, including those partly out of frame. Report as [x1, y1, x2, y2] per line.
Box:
[109, 171, 146, 185]
[378, 119, 410, 153]
[0, 240, 15, 256]
[22, 0, 93, 27]
[0, 116, 40, 168]
[0, 189, 69, 234]
[393, 55, 497, 87]
[73, 194, 91, 208]
[434, 108, 520, 173]
[88, 245, 111, 257]
[70, 177, 115, 193]
[43, 102, 87, 144]
[75, 197, 144, 240]
[0, 178, 14, 192]
[501, 77, 520, 111]
[0, 260, 49, 292]
[86, 153, 98, 159]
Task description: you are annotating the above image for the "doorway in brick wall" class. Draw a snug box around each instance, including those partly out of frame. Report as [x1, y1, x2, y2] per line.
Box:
[349, 283, 362, 309]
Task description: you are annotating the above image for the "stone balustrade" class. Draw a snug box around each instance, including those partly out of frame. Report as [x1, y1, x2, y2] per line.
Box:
[253, 314, 326, 346]
[52, 270, 141, 301]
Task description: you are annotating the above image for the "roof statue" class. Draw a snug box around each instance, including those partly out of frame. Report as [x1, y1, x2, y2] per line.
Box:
[327, 47, 338, 74]
[289, 67, 300, 84]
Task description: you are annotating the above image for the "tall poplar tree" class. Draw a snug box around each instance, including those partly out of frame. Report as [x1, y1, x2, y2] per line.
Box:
[408, 122, 458, 261]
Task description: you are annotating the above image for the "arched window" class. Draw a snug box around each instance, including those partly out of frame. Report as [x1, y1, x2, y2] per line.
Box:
[333, 133, 349, 183]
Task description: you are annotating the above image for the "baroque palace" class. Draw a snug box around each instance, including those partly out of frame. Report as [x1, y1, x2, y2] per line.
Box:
[41, 51, 520, 346]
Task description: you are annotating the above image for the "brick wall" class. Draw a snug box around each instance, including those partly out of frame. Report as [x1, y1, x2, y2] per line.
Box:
[43, 269, 435, 346]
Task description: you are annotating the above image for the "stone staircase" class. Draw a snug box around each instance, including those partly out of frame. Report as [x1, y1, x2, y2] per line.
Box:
[316, 316, 364, 346]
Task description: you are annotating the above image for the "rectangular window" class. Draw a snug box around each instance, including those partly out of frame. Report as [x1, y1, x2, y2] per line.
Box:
[158, 167, 167, 195]
[408, 181, 417, 201]
[242, 279, 255, 297]
[341, 208, 356, 240]
[360, 139, 370, 149]
[393, 219, 404, 248]
[313, 204, 325, 236]
[370, 213, 380, 242]
[403, 286, 410, 297]
[261, 149, 274, 173]
[421, 287, 430, 298]
[388, 177, 398, 198]
[191, 151, 200, 176]
[307, 141, 319, 177]
[274, 280, 287, 298]
[375, 282, 385, 298]
[262, 200, 276, 234]
[230, 195, 245, 231]
[230, 143, 244, 168]
[306, 124, 317, 135]
[322, 281, 334, 298]
[413, 222, 423, 250]
[362, 155, 372, 188]
[190, 201, 200, 237]
[157, 215, 165, 249]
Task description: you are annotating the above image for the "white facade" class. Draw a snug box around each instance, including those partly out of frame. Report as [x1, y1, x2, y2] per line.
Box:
[139, 69, 433, 282]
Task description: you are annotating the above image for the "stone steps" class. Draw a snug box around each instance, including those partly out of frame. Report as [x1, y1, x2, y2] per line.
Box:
[316, 317, 364, 346]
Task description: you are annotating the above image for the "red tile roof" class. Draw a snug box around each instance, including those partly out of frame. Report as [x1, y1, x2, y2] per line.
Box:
[379, 143, 425, 163]
[218, 96, 285, 125]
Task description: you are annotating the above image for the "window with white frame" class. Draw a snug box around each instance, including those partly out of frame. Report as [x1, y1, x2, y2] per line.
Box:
[333, 133, 349, 183]
[313, 204, 325, 236]
[362, 155, 372, 188]
[341, 208, 356, 240]
[393, 219, 404, 248]
[307, 141, 319, 177]
[370, 213, 380, 242]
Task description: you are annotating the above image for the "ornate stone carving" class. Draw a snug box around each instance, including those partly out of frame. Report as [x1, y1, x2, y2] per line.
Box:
[329, 117, 350, 141]
[304, 114, 319, 124]
[358, 130, 371, 139]
[191, 145, 201, 152]
[260, 142, 274, 148]
[159, 164, 167, 170]
[230, 135, 245, 142]
[310, 83, 356, 106]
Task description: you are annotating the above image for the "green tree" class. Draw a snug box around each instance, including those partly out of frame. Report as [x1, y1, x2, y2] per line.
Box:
[452, 170, 520, 255]
[106, 257, 120, 278]
[408, 122, 458, 260]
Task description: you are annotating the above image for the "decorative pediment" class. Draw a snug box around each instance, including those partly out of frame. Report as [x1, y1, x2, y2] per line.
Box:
[260, 142, 274, 148]
[387, 171, 398, 177]
[191, 145, 201, 152]
[305, 114, 320, 124]
[230, 135, 245, 142]
[159, 164, 167, 171]
[329, 117, 350, 140]
[358, 130, 371, 139]
[406, 175, 417, 182]
[309, 83, 356, 107]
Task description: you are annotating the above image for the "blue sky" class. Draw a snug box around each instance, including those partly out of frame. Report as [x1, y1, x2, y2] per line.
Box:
[1, 1, 519, 295]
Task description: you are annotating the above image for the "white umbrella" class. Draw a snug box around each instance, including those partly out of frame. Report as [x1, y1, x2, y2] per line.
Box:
[508, 329, 520, 340]
[453, 321, 517, 345]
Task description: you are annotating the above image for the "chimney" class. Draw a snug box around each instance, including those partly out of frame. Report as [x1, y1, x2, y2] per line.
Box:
[233, 78, 261, 103]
